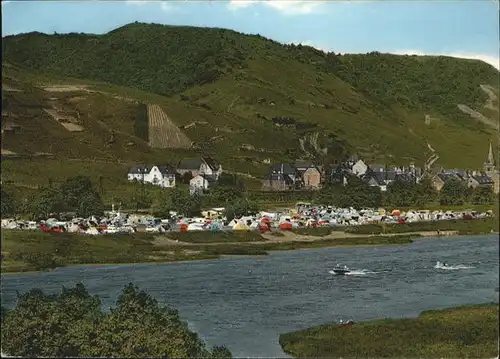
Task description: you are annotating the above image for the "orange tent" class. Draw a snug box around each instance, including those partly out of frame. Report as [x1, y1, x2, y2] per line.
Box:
[180, 223, 188, 232]
[279, 222, 293, 231]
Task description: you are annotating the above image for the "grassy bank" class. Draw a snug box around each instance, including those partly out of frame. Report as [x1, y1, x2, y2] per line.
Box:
[167, 230, 267, 243]
[0, 230, 221, 273]
[279, 303, 499, 358]
[259, 234, 416, 251]
[345, 217, 498, 236]
[1, 229, 417, 273]
[184, 234, 416, 256]
[291, 227, 333, 237]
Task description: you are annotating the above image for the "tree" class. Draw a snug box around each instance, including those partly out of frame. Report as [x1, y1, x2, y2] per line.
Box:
[210, 345, 232, 358]
[57, 176, 105, 215]
[1, 284, 102, 357]
[60, 176, 95, 209]
[27, 188, 65, 219]
[156, 193, 174, 219]
[205, 186, 242, 207]
[1, 188, 15, 217]
[170, 188, 201, 217]
[439, 178, 468, 205]
[1, 283, 232, 358]
[77, 192, 104, 217]
[470, 186, 494, 205]
[385, 179, 418, 207]
[316, 184, 342, 206]
[337, 175, 382, 209]
[224, 198, 258, 221]
[415, 178, 436, 206]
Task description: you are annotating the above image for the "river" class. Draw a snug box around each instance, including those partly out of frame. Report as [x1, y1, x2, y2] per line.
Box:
[1, 234, 499, 357]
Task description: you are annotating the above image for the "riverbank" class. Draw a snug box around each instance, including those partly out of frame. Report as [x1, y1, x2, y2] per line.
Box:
[1, 217, 497, 273]
[1, 229, 417, 273]
[279, 303, 499, 358]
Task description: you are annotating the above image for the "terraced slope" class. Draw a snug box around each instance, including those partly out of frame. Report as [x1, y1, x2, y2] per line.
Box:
[147, 104, 192, 149]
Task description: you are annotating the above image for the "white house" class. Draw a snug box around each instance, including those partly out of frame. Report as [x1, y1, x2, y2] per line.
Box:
[177, 157, 222, 180]
[127, 165, 176, 188]
[352, 159, 368, 176]
[189, 175, 211, 195]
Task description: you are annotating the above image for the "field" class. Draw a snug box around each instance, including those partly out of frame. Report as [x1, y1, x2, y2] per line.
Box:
[147, 104, 192, 149]
[279, 303, 499, 358]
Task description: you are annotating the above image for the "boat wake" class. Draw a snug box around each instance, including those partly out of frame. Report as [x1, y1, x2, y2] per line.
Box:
[329, 269, 376, 276]
[434, 261, 475, 270]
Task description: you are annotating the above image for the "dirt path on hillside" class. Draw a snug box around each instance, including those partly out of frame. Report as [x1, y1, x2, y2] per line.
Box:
[480, 84, 498, 111]
[457, 104, 499, 130]
[43, 85, 139, 103]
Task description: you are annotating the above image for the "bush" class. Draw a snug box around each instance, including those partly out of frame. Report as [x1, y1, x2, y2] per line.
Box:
[1, 283, 232, 358]
[279, 303, 499, 358]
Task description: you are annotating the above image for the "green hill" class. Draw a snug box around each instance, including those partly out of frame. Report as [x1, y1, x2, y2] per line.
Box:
[2, 22, 499, 198]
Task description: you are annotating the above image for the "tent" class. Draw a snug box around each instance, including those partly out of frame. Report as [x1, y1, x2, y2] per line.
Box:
[179, 224, 188, 232]
[233, 222, 249, 231]
[279, 222, 293, 230]
[67, 224, 80, 233]
[228, 219, 238, 228]
[391, 209, 401, 216]
[85, 227, 100, 235]
[209, 222, 223, 231]
[187, 223, 204, 231]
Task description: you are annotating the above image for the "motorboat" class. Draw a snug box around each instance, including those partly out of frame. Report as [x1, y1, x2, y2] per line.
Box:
[435, 261, 449, 268]
[331, 264, 351, 275]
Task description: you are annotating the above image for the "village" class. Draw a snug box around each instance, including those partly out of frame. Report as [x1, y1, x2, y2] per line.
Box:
[1, 141, 497, 236]
[127, 141, 499, 195]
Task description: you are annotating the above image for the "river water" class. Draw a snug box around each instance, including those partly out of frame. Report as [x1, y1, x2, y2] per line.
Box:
[1, 234, 499, 357]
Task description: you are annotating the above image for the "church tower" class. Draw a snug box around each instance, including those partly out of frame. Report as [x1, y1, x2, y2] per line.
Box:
[483, 141, 496, 173]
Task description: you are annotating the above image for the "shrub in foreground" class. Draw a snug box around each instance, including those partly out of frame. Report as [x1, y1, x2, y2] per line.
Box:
[279, 303, 499, 358]
[1, 283, 232, 358]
